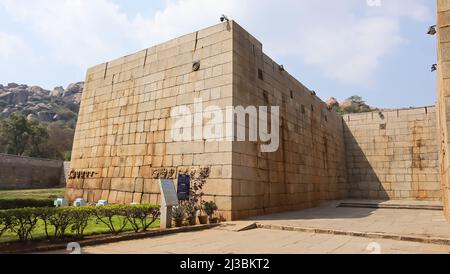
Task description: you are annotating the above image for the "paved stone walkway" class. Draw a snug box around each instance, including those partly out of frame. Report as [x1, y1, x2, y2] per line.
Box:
[249, 200, 450, 239]
[74, 228, 450, 254]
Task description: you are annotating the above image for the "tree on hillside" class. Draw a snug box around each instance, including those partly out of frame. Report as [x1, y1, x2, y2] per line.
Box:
[336, 95, 373, 115]
[47, 122, 75, 160]
[0, 113, 49, 158]
[0, 113, 31, 156]
[27, 119, 50, 158]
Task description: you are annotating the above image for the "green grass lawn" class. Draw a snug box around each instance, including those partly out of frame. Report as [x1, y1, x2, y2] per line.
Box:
[0, 216, 160, 244]
[0, 188, 66, 200]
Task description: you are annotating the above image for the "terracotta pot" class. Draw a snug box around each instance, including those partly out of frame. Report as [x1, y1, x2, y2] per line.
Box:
[188, 216, 197, 226]
[174, 220, 184, 227]
[198, 215, 208, 225]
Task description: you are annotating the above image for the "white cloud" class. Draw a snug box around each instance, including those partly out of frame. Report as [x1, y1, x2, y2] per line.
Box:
[0, 31, 30, 60]
[0, 0, 432, 86]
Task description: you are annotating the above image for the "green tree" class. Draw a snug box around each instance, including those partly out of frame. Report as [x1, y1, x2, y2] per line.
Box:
[27, 119, 50, 158]
[0, 113, 31, 156]
[0, 113, 51, 158]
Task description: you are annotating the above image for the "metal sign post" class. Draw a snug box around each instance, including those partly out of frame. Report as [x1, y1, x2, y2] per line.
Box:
[159, 179, 179, 229]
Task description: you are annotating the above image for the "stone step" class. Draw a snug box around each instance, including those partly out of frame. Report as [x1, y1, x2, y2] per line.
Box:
[216, 222, 258, 232]
[338, 202, 443, 211]
[257, 223, 450, 246]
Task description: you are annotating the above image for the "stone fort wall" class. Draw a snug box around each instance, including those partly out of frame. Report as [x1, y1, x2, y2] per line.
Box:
[0, 154, 66, 190]
[344, 107, 441, 201]
[68, 17, 446, 221]
[437, 0, 450, 223]
[67, 21, 349, 220]
[230, 23, 348, 219]
[67, 22, 235, 219]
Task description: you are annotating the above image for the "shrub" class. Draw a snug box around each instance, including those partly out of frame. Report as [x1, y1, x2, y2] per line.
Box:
[181, 201, 197, 226]
[0, 204, 161, 243]
[4, 208, 40, 242]
[124, 205, 160, 232]
[0, 211, 7, 237]
[93, 205, 129, 235]
[203, 201, 218, 218]
[70, 207, 95, 238]
[172, 206, 186, 227]
[36, 207, 56, 239]
[48, 207, 75, 239]
[0, 199, 54, 210]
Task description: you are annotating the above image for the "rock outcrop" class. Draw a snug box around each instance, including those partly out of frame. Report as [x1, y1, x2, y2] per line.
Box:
[0, 82, 83, 125]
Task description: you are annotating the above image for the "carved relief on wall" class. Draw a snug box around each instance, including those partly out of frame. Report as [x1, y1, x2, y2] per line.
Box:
[68, 169, 99, 180]
[151, 166, 211, 180]
[178, 166, 210, 179]
[151, 168, 177, 179]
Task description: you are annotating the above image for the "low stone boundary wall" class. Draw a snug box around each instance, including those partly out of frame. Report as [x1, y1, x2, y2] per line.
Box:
[0, 154, 67, 190]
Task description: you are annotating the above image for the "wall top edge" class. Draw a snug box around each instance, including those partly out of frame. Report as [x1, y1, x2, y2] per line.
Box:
[0, 153, 64, 163]
[87, 20, 236, 72]
[342, 105, 436, 119]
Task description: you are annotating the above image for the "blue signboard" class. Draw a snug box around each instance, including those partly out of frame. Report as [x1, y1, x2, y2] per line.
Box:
[177, 175, 191, 201]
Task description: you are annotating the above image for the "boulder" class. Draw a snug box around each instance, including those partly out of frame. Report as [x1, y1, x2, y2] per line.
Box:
[72, 93, 82, 104]
[0, 90, 28, 104]
[50, 86, 64, 97]
[29, 86, 49, 96]
[13, 90, 29, 104]
[339, 99, 353, 109]
[37, 111, 55, 122]
[7, 83, 19, 88]
[0, 92, 12, 103]
[64, 82, 83, 96]
[27, 114, 38, 121]
[326, 97, 339, 108]
[36, 103, 51, 110]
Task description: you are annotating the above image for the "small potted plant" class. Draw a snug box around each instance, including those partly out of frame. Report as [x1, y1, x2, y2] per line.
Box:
[183, 201, 197, 226]
[172, 206, 186, 227]
[203, 201, 219, 224]
[197, 206, 208, 225]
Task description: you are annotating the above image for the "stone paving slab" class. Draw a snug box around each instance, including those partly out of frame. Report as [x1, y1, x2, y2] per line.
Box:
[248, 200, 450, 240]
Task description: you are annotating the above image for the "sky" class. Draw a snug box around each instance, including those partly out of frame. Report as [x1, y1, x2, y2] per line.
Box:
[0, 0, 438, 108]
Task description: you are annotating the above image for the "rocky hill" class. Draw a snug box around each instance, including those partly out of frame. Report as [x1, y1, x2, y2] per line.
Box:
[0, 82, 83, 128]
[326, 96, 375, 115]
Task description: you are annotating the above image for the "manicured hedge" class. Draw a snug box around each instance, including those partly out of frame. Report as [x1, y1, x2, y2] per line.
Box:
[0, 204, 160, 242]
[0, 199, 54, 210]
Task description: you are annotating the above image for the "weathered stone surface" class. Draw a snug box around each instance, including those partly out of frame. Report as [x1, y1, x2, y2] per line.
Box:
[344, 107, 440, 201]
[0, 154, 67, 190]
[437, 1, 450, 225]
